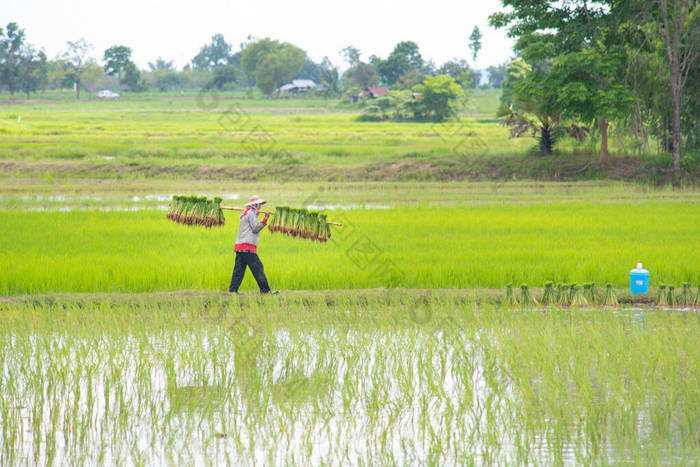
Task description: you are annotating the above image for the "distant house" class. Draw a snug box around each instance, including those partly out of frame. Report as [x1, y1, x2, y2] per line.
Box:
[358, 86, 390, 99]
[276, 79, 319, 95]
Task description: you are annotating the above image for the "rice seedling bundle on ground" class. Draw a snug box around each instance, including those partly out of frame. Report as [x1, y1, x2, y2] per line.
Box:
[584, 283, 598, 304]
[570, 284, 588, 307]
[504, 284, 518, 307]
[678, 283, 692, 306]
[167, 195, 225, 228]
[603, 284, 618, 307]
[667, 286, 676, 306]
[541, 282, 555, 305]
[520, 284, 538, 308]
[557, 284, 569, 306]
[656, 284, 668, 306]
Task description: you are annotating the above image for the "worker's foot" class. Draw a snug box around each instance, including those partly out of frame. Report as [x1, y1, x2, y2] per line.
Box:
[262, 290, 279, 295]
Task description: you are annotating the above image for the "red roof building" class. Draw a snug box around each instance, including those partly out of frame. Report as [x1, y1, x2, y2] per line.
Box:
[358, 86, 390, 99]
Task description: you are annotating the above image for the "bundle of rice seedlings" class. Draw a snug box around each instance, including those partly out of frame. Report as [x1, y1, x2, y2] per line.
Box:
[656, 284, 667, 306]
[267, 206, 332, 242]
[603, 283, 618, 307]
[541, 281, 555, 305]
[504, 284, 518, 307]
[569, 284, 588, 307]
[318, 213, 331, 242]
[167, 197, 335, 238]
[557, 284, 570, 306]
[583, 282, 598, 304]
[520, 284, 538, 307]
[678, 283, 692, 307]
[167, 195, 226, 228]
[667, 285, 676, 306]
[214, 197, 225, 226]
[268, 206, 286, 234]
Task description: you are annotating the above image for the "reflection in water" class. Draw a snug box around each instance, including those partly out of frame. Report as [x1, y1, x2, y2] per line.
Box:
[0, 307, 697, 465]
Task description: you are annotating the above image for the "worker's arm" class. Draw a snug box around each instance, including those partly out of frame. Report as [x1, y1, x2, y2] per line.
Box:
[247, 210, 270, 233]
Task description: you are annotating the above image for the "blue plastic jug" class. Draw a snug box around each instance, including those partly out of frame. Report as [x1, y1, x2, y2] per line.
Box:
[630, 263, 649, 294]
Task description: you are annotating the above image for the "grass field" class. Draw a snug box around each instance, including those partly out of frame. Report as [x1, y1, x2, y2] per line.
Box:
[1, 194, 698, 294]
[0, 90, 506, 163]
[3, 89, 686, 184]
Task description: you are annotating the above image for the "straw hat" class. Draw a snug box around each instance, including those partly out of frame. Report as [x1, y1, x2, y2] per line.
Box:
[245, 195, 267, 207]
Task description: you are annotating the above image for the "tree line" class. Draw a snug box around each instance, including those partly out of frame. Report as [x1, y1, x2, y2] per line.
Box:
[491, 0, 698, 172]
[0, 23, 505, 99]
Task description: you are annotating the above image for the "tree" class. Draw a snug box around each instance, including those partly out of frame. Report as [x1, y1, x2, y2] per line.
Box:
[499, 59, 531, 113]
[81, 61, 104, 99]
[148, 57, 175, 71]
[241, 38, 306, 95]
[437, 59, 472, 89]
[320, 56, 340, 96]
[503, 66, 589, 154]
[469, 26, 482, 61]
[293, 58, 323, 82]
[192, 34, 233, 69]
[103, 45, 132, 82]
[638, 0, 699, 172]
[151, 70, 183, 92]
[17, 46, 47, 98]
[47, 58, 69, 96]
[342, 62, 378, 89]
[340, 46, 361, 67]
[395, 70, 425, 90]
[487, 63, 507, 88]
[372, 41, 423, 86]
[490, 0, 636, 163]
[550, 49, 635, 162]
[122, 62, 145, 92]
[63, 38, 92, 99]
[410, 75, 464, 122]
[205, 64, 245, 90]
[0, 22, 26, 96]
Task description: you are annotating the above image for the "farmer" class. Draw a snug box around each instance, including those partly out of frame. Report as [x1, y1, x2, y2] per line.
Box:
[229, 195, 279, 295]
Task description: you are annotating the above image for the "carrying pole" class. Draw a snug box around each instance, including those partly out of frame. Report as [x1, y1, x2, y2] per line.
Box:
[221, 206, 342, 226]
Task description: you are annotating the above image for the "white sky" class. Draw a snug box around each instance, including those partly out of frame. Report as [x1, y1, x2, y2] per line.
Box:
[5, 0, 515, 71]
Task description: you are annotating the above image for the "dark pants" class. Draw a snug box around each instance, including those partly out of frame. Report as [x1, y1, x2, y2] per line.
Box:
[228, 252, 271, 293]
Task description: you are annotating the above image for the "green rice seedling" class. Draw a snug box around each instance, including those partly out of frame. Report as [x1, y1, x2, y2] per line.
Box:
[555, 283, 564, 303]
[666, 286, 676, 306]
[214, 197, 225, 226]
[167, 195, 226, 228]
[267, 207, 331, 242]
[569, 284, 588, 307]
[2, 202, 699, 295]
[678, 283, 692, 307]
[520, 284, 538, 307]
[583, 283, 592, 302]
[504, 284, 518, 307]
[603, 284, 618, 307]
[541, 282, 555, 305]
[318, 213, 331, 242]
[695, 285, 700, 307]
[586, 283, 598, 304]
[272, 206, 290, 234]
[656, 284, 667, 306]
[557, 284, 570, 306]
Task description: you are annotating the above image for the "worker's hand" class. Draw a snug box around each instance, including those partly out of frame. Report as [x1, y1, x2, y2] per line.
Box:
[263, 210, 272, 216]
